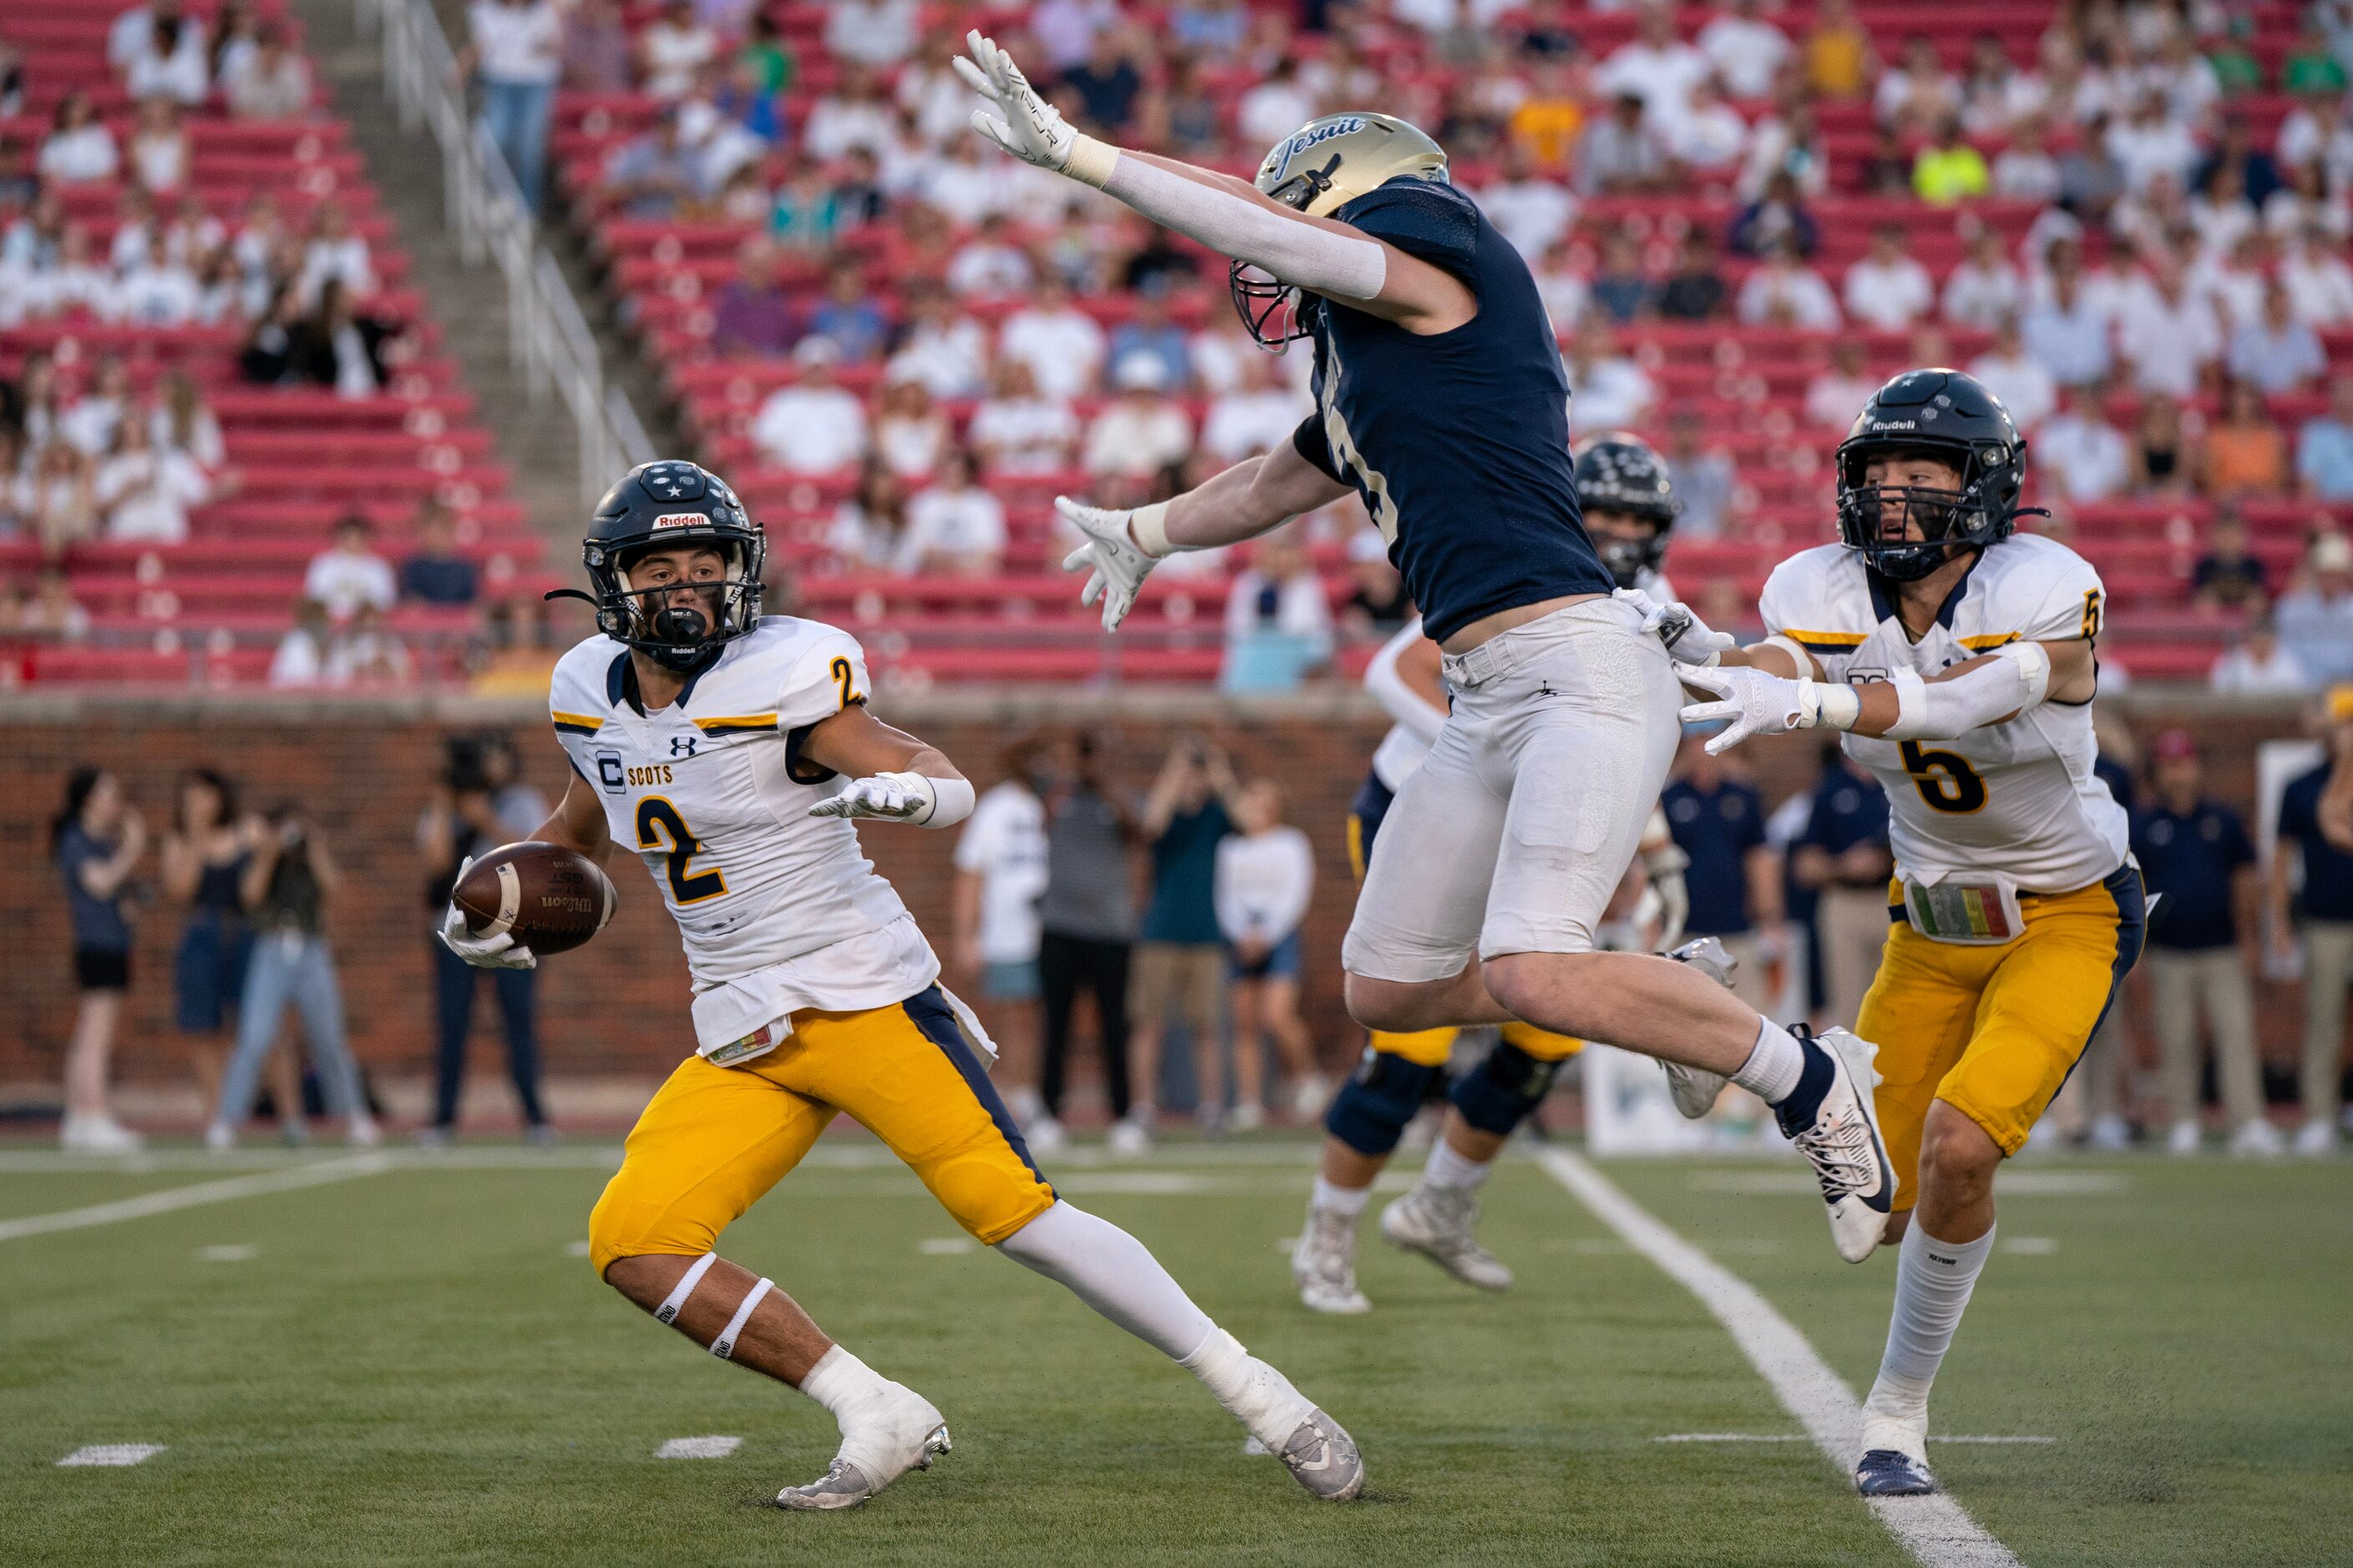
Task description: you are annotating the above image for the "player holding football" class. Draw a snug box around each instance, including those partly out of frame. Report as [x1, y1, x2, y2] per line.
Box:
[439, 461, 1364, 1510]
[955, 31, 1889, 1264]
[1647, 371, 2145, 1497]
[1293, 437, 1703, 1314]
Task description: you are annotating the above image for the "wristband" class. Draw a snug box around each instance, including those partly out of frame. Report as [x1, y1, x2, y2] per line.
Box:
[1065, 135, 1118, 190]
[1811, 682, 1863, 732]
[1128, 500, 1176, 558]
[1881, 668, 1929, 740]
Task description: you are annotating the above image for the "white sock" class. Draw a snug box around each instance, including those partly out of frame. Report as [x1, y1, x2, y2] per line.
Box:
[1421, 1137, 1493, 1191]
[797, 1343, 892, 1420]
[1862, 1223, 1996, 1441]
[1729, 1016, 1804, 1103]
[994, 1200, 1213, 1358]
[1178, 1326, 1316, 1449]
[1312, 1176, 1372, 1216]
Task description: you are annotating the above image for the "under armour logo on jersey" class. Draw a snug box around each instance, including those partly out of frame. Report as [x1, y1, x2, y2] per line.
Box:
[671, 736, 699, 758]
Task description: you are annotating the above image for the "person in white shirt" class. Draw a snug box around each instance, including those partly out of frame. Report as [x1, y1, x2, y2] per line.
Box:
[1561, 319, 1656, 433]
[1662, 77, 1749, 175]
[2281, 225, 2353, 326]
[635, 0, 716, 100]
[901, 448, 1007, 575]
[1082, 352, 1193, 478]
[2114, 257, 2221, 398]
[2227, 282, 2329, 395]
[1216, 778, 1323, 1127]
[1875, 35, 1961, 133]
[1201, 351, 1308, 464]
[1596, 4, 1711, 129]
[891, 285, 992, 400]
[96, 417, 208, 544]
[824, 0, 919, 68]
[1221, 524, 1332, 695]
[117, 255, 201, 325]
[1941, 228, 2025, 331]
[872, 370, 953, 478]
[2105, 89, 2200, 194]
[2208, 617, 2315, 696]
[1236, 59, 1316, 149]
[1476, 140, 1577, 260]
[225, 23, 313, 121]
[27, 230, 124, 324]
[1735, 243, 1841, 329]
[126, 99, 190, 195]
[951, 740, 1051, 1111]
[1843, 225, 1936, 331]
[751, 338, 869, 474]
[1958, 33, 2044, 137]
[1696, 0, 1791, 100]
[61, 357, 134, 454]
[268, 598, 335, 687]
[298, 203, 375, 306]
[302, 513, 398, 620]
[2036, 381, 2133, 503]
[827, 459, 913, 572]
[945, 214, 1035, 297]
[2264, 163, 2350, 244]
[969, 357, 1078, 474]
[38, 94, 119, 185]
[121, 10, 209, 104]
[1991, 117, 2064, 203]
[1966, 318, 2058, 432]
[1804, 339, 1880, 429]
[999, 277, 1106, 402]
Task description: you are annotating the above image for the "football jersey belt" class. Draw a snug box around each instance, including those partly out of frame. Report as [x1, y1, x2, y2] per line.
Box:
[699, 984, 1001, 1069]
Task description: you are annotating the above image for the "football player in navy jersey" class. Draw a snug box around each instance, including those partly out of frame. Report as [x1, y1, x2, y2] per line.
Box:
[956, 33, 1894, 1264]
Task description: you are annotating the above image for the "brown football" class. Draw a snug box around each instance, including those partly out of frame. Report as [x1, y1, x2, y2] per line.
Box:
[453, 842, 617, 956]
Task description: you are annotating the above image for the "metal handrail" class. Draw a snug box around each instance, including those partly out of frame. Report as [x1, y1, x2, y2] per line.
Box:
[363, 0, 654, 503]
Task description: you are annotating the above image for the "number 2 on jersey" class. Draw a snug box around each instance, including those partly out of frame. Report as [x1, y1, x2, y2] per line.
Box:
[635, 797, 726, 904]
[1899, 741, 1988, 814]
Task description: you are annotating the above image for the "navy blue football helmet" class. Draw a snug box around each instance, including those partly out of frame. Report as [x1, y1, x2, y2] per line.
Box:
[1834, 369, 2028, 583]
[559, 460, 766, 670]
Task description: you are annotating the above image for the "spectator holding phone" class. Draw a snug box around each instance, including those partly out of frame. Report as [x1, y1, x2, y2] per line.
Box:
[206, 802, 378, 1150]
[53, 766, 147, 1152]
[418, 736, 551, 1145]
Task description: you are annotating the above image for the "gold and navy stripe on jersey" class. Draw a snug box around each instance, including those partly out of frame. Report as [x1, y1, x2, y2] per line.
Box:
[552, 710, 605, 736]
[1783, 628, 1869, 652]
[1958, 632, 2020, 652]
[691, 712, 780, 735]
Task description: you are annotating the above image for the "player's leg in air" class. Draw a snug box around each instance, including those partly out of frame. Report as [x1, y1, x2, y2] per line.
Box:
[448, 460, 1362, 1510]
[1651, 371, 2143, 1493]
[961, 36, 1894, 1262]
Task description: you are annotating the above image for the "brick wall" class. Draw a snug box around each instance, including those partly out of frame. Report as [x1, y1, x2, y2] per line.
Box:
[0, 687, 2321, 1101]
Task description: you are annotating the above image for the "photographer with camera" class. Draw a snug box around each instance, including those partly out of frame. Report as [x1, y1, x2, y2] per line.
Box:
[205, 801, 379, 1150]
[417, 735, 551, 1146]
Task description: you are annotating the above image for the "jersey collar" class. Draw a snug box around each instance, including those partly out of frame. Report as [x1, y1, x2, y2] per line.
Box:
[1866, 549, 1984, 639]
[610, 645, 723, 717]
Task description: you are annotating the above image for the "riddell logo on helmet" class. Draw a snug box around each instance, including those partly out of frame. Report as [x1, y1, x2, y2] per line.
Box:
[651, 513, 707, 529]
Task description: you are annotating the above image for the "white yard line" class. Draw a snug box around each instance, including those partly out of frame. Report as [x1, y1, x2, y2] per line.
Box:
[58, 1444, 167, 1467]
[0, 1154, 393, 1244]
[655, 1436, 742, 1459]
[1538, 1149, 2026, 1568]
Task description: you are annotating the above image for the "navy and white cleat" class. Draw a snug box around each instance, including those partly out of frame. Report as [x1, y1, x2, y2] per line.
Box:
[1778, 1026, 1895, 1263]
[1854, 1448, 1937, 1497]
[1276, 1409, 1366, 1501]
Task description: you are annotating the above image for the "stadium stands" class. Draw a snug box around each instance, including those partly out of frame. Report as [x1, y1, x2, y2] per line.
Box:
[0, 0, 546, 688]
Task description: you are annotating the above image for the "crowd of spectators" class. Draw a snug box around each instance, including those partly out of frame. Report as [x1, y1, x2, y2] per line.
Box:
[0, 351, 234, 559]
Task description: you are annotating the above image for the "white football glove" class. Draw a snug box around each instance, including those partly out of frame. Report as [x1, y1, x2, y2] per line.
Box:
[1057, 496, 1156, 633]
[1678, 664, 1831, 756]
[1615, 586, 1736, 666]
[808, 771, 936, 824]
[436, 858, 537, 970]
[954, 30, 1080, 173]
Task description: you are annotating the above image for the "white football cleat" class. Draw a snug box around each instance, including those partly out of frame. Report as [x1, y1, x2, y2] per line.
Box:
[2229, 1118, 2285, 1159]
[1273, 1408, 1365, 1501]
[2294, 1118, 2338, 1157]
[1379, 1182, 1512, 1291]
[1106, 1115, 1151, 1157]
[2167, 1118, 2202, 1156]
[1776, 1027, 1895, 1264]
[777, 1382, 951, 1511]
[1025, 1114, 1067, 1157]
[1292, 1201, 1372, 1315]
[60, 1113, 144, 1155]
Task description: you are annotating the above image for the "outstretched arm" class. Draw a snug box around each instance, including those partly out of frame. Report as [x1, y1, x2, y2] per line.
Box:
[802, 704, 975, 828]
[954, 32, 1472, 333]
[1683, 640, 2096, 756]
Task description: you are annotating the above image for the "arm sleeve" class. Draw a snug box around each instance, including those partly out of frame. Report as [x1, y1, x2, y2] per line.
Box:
[1363, 617, 1445, 744]
[1333, 181, 1483, 286]
[1291, 413, 1344, 483]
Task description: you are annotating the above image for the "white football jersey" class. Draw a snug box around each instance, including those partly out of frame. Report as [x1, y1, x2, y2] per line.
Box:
[549, 618, 938, 1050]
[1758, 534, 2127, 893]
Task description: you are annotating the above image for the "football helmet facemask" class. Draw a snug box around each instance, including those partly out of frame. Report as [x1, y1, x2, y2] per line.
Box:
[1230, 113, 1449, 351]
[1573, 432, 1681, 589]
[551, 459, 766, 670]
[1834, 369, 2032, 583]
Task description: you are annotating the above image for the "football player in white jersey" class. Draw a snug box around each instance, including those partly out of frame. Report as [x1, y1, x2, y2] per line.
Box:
[1636, 372, 2146, 1498]
[1293, 438, 1704, 1315]
[440, 462, 1364, 1509]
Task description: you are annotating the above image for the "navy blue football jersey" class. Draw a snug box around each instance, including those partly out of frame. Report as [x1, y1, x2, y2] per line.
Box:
[1292, 178, 1612, 642]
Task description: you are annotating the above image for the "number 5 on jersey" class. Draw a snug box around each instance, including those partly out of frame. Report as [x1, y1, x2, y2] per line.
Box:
[1899, 741, 1988, 814]
[636, 797, 726, 903]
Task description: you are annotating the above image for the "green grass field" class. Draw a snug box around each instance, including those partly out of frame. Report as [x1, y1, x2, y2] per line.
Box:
[3, 1136, 2350, 1567]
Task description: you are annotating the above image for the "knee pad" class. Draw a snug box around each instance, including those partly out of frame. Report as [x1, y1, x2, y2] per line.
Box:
[1450, 1041, 1561, 1136]
[1324, 1047, 1448, 1156]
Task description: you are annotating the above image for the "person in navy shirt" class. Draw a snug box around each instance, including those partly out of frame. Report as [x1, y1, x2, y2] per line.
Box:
[1794, 747, 1892, 1032]
[966, 38, 1895, 1277]
[51, 766, 149, 1153]
[2270, 706, 2353, 1153]
[2132, 729, 2277, 1156]
[1661, 732, 1783, 1014]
